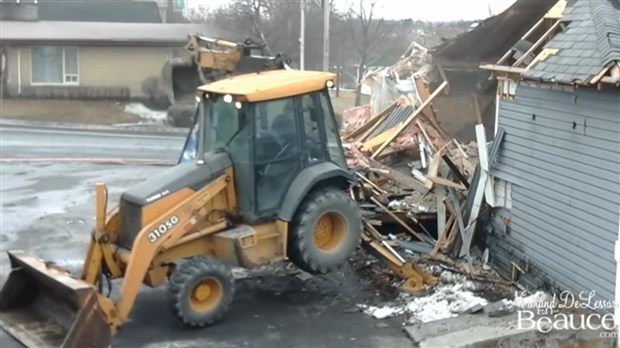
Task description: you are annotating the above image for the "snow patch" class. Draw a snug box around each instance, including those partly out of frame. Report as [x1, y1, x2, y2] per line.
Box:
[508, 290, 553, 309]
[358, 282, 489, 324]
[123, 103, 167, 124]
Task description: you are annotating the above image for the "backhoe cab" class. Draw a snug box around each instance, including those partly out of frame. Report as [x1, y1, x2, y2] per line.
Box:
[0, 70, 362, 348]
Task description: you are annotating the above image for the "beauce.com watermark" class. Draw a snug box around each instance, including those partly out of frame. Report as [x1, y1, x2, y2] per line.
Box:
[509, 291, 620, 335]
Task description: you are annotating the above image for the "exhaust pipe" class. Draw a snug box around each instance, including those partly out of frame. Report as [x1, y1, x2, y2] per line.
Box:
[0, 251, 111, 348]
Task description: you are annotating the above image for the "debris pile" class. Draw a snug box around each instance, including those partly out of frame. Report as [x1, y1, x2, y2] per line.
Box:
[341, 65, 484, 264]
[339, 41, 510, 325]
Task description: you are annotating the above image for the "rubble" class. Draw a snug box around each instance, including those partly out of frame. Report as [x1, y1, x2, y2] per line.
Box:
[338, 40, 524, 327]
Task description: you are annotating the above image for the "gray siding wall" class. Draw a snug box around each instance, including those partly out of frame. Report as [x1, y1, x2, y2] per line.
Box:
[489, 84, 620, 304]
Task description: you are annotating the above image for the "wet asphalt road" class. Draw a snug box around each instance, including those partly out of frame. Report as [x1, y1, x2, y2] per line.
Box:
[0, 128, 412, 348]
[0, 126, 186, 163]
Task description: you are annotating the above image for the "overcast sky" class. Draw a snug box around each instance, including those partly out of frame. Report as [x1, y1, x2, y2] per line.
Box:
[188, 0, 518, 21]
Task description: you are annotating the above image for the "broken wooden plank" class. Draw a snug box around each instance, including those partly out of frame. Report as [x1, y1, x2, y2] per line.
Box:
[415, 120, 438, 153]
[428, 176, 466, 190]
[367, 167, 390, 175]
[414, 76, 450, 142]
[436, 185, 446, 243]
[413, 76, 436, 121]
[362, 126, 399, 151]
[367, 158, 429, 194]
[356, 172, 388, 195]
[441, 155, 470, 189]
[430, 214, 454, 257]
[363, 219, 384, 241]
[371, 81, 448, 159]
[344, 101, 398, 141]
[427, 154, 441, 179]
[479, 64, 526, 74]
[411, 169, 433, 190]
[447, 187, 468, 259]
[473, 94, 483, 124]
[369, 197, 424, 242]
[513, 19, 562, 67]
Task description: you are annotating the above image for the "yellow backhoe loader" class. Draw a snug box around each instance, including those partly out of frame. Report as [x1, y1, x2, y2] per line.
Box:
[1, 69, 363, 348]
[0, 35, 436, 348]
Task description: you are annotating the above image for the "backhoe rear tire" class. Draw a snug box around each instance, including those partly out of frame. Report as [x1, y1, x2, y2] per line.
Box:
[167, 256, 234, 328]
[288, 186, 362, 274]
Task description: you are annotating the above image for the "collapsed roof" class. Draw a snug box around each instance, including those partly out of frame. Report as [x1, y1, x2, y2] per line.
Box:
[432, 0, 558, 66]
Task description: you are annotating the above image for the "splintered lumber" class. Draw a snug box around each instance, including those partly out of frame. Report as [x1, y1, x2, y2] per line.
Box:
[513, 19, 562, 67]
[472, 94, 483, 124]
[446, 188, 466, 255]
[367, 167, 390, 175]
[430, 214, 455, 257]
[411, 169, 433, 190]
[415, 120, 438, 153]
[414, 76, 450, 142]
[367, 158, 429, 194]
[370, 196, 424, 242]
[426, 154, 441, 179]
[372, 81, 448, 159]
[355, 172, 388, 195]
[344, 101, 398, 141]
[442, 155, 470, 189]
[428, 176, 466, 190]
[435, 185, 446, 238]
[362, 126, 400, 151]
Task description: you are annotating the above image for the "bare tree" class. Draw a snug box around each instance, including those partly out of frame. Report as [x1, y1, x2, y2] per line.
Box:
[346, 0, 393, 106]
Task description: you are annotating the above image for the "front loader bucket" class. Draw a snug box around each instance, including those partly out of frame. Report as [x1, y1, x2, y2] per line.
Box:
[0, 251, 111, 348]
[160, 57, 202, 105]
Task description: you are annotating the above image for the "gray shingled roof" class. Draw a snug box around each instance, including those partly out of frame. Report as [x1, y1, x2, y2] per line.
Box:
[0, 21, 216, 45]
[38, 1, 162, 23]
[525, 0, 620, 84]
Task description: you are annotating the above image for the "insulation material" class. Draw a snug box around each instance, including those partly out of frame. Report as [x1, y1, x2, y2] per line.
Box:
[363, 73, 400, 116]
[341, 105, 371, 137]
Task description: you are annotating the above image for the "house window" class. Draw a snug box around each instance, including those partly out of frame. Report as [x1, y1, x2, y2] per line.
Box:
[31, 46, 78, 85]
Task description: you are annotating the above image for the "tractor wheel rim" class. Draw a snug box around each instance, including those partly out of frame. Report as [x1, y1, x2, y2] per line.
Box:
[189, 277, 222, 312]
[313, 212, 346, 251]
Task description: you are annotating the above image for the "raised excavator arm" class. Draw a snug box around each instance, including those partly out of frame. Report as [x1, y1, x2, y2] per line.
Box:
[162, 34, 291, 122]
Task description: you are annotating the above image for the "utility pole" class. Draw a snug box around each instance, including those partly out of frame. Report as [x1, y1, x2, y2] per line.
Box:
[322, 0, 330, 72]
[299, 0, 306, 70]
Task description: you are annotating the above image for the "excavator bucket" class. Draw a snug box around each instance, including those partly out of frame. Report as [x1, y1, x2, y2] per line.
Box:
[0, 251, 111, 348]
[160, 57, 202, 105]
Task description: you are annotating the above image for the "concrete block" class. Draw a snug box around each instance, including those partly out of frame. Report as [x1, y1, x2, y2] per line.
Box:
[463, 303, 483, 314]
[403, 313, 519, 343]
[483, 300, 514, 318]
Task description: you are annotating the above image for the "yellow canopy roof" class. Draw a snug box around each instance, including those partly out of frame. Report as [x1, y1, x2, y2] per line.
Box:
[198, 69, 336, 102]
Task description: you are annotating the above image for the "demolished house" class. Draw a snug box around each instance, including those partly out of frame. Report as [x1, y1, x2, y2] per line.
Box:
[337, 0, 619, 338]
[361, 0, 558, 143]
[339, 0, 567, 272]
[481, 0, 620, 307]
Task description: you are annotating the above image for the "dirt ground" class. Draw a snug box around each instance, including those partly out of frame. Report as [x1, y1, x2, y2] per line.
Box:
[0, 99, 141, 124]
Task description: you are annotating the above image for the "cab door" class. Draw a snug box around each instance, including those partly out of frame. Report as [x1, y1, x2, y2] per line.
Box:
[253, 96, 303, 214]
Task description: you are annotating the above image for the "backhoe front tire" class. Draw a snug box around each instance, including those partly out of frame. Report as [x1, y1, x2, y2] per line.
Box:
[167, 256, 234, 328]
[288, 186, 362, 274]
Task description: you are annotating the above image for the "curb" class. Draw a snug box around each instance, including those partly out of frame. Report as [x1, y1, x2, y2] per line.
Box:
[0, 119, 189, 136]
